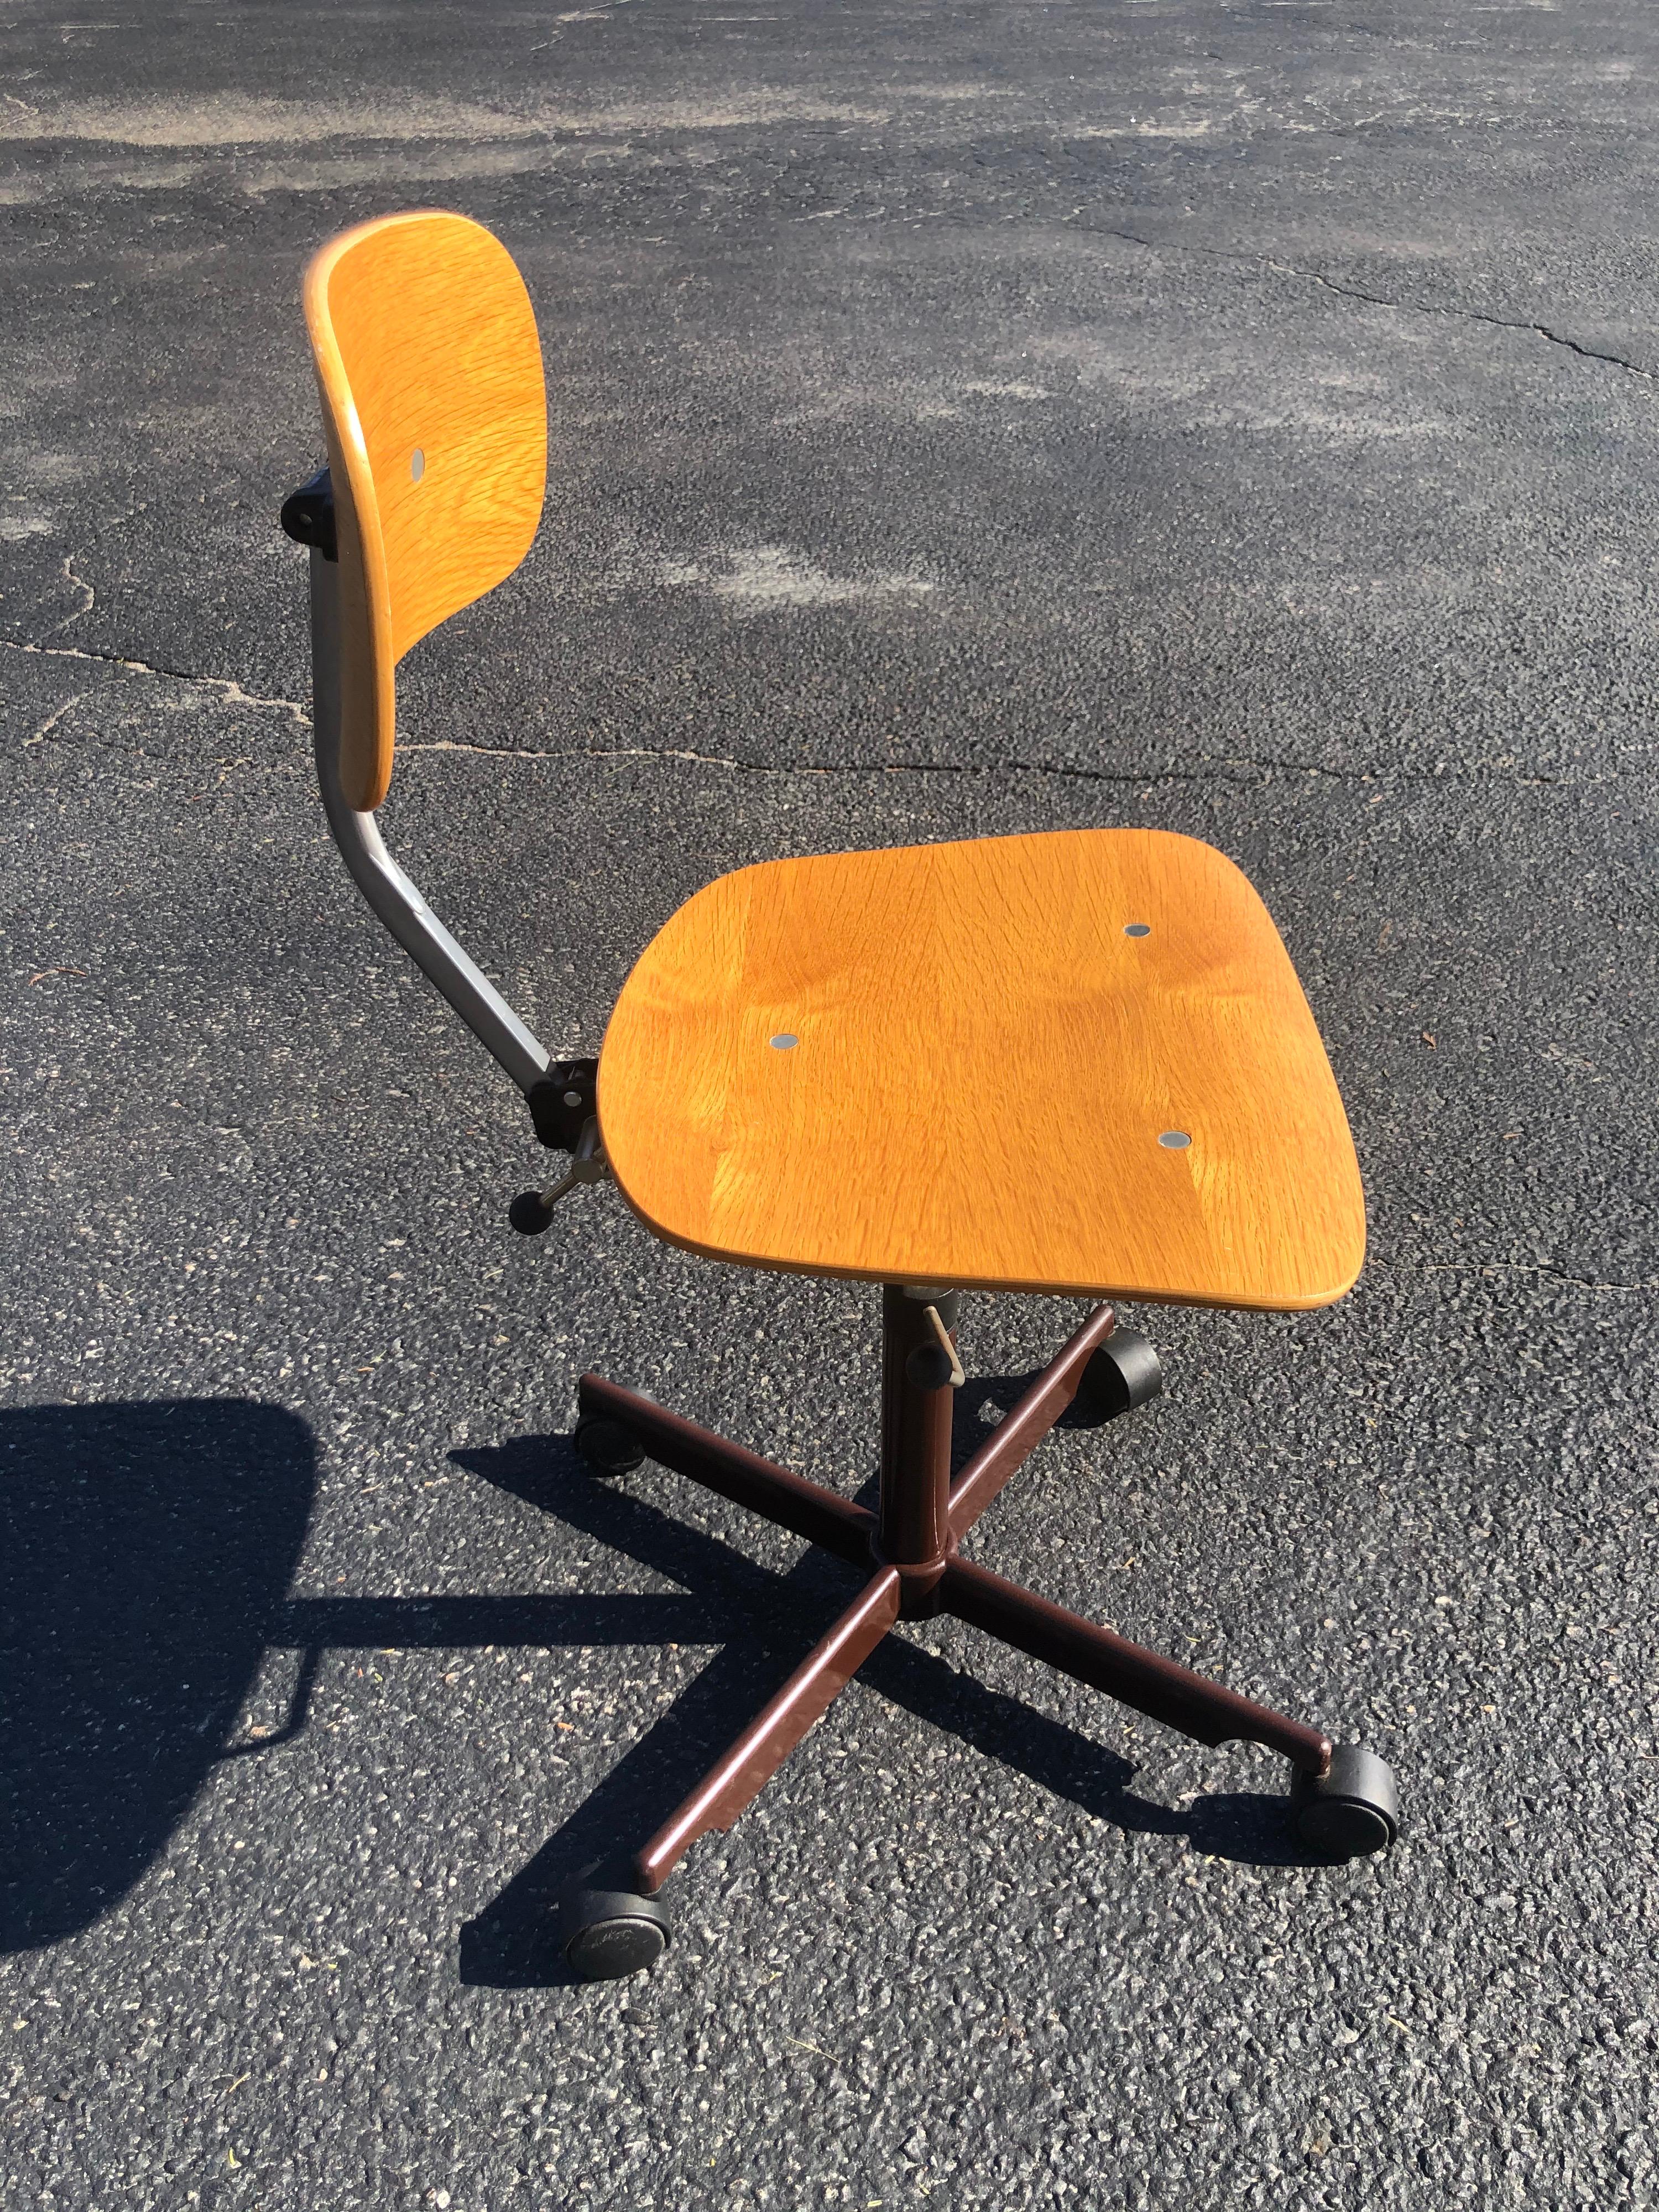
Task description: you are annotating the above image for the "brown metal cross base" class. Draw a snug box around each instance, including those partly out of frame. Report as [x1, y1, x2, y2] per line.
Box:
[573, 1290, 1334, 1906]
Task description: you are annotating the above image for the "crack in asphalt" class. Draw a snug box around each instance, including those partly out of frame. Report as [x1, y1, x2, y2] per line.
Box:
[400, 735, 1392, 784]
[23, 690, 92, 748]
[0, 641, 1610, 791]
[1081, 222, 1659, 383]
[1421, 1258, 1659, 1297]
[4, 684, 1596, 790]
[403, 736, 1573, 787]
[52, 552, 97, 632]
[0, 634, 311, 722]
[11, 710, 1404, 788]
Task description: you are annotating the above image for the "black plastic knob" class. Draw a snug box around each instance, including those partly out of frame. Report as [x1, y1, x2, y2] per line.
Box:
[509, 1190, 555, 1236]
[906, 1340, 958, 1391]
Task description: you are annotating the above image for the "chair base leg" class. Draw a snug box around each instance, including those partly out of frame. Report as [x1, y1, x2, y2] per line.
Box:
[553, 1312, 1390, 1977]
[630, 1567, 901, 1895]
[577, 1373, 873, 1566]
[940, 1553, 1331, 1772]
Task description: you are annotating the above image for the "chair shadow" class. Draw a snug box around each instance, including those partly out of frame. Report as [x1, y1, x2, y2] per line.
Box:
[0, 1390, 1316, 1984]
[0, 1397, 319, 1952]
[451, 1422, 1319, 1989]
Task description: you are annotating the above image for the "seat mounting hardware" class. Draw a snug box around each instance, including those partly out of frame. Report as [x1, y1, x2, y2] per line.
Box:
[526, 1058, 599, 1151]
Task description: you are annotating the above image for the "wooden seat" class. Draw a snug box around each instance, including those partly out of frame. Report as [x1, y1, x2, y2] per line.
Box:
[599, 824, 1365, 1309]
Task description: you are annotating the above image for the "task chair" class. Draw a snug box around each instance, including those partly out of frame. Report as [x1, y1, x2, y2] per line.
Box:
[282, 210, 1400, 1982]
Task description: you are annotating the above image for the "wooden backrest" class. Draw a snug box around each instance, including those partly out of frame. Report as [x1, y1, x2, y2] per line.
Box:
[302, 211, 547, 810]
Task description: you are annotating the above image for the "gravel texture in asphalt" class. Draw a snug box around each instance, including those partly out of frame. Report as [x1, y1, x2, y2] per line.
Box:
[3, 1, 1657, 2206]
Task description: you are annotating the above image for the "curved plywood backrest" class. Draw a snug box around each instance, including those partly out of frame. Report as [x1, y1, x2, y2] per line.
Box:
[302, 211, 547, 810]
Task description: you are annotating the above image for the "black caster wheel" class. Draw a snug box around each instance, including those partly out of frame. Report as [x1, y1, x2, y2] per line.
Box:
[1075, 1328, 1164, 1421]
[1291, 1745, 1401, 1858]
[559, 1876, 670, 1981]
[573, 1417, 645, 1477]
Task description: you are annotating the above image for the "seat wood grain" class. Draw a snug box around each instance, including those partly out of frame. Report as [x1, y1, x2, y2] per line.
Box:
[597, 826, 1366, 1308]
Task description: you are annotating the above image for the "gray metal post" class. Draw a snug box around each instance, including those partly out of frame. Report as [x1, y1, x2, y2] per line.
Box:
[307, 546, 553, 1098]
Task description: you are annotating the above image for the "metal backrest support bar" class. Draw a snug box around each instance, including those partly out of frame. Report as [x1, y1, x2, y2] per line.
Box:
[308, 545, 553, 1099]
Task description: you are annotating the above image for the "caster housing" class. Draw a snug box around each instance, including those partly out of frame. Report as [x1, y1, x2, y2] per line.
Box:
[1291, 1744, 1400, 1858]
[574, 1416, 646, 1476]
[1076, 1327, 1164, 1422]
[559, 1873, 671, 1980]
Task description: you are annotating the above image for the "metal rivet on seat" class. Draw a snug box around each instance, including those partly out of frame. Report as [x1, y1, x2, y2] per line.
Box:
[410, 447, 426, 482]
[1124, 923, 1151, 938]
[770, 1033, 798, 1050]
[1158, 1130, 1191, 1149]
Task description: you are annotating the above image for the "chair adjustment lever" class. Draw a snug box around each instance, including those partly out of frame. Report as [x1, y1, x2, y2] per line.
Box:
[509, 1117, 609, 1235]
[925, 1303, 966, 1389]
[906, 1302, 966, 1391]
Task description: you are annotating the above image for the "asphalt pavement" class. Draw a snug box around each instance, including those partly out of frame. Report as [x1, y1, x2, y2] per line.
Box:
[3, 1, 1658, 2205]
